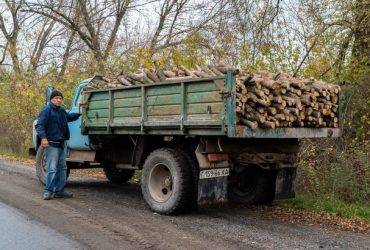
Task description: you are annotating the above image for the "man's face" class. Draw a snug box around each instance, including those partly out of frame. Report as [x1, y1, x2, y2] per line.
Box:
[51, 96, 63, 106]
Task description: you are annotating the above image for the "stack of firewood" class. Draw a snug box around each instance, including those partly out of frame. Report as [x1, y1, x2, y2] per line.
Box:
[235, 72, 340, 129]
[83, 65, 238, 90]
[84, 64, 340, 129]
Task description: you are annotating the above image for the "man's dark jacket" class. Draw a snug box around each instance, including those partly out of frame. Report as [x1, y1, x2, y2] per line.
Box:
[36, 103, 80, 147]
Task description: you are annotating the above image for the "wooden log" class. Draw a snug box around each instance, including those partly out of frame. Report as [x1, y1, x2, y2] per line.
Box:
[247, 92, 259, 102]
[201, 67, 217, 76]
[143, 68, 161, 82]
[247, 87, 265, 98]
[163, 70, 176, 78]
[240, 117, 258, 130]
[272, 103, 285, 110]
[256, 98, 271, 107]
[261, 79, 277, 90]
[282, 96, 295, 106]
[267, 107, 277, 115]
[156, 69, 167, 81]
[117, 75, 133, 86]
[165, 76, 194, 81]
[244, 112, 266, 123]
[273, 96, 282, 103]
[261, 121, 275, 128]
[236, 93, 248, 103]
[208, 65, 224, 76]
[102, 76, 112, 83]
[179, 65, 196, 78]
[274, 113, 286, 121]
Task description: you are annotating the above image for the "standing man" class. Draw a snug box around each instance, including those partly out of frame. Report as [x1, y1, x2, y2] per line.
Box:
[36, 90, 81, 200]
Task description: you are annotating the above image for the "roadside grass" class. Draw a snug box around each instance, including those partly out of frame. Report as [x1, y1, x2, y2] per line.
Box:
[0, 148, 31, 159]
[276, 195, 370, 221]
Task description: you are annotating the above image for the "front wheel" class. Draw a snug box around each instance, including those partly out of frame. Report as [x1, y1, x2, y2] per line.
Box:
[141, 148, 193, 215]
[36, 146, 47, 185]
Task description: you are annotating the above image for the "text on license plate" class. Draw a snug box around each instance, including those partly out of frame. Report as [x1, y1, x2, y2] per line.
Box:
[199, 168, 229, 179]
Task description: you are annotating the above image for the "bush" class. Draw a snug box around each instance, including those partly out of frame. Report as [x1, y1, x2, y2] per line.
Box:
[296, 76, 370, 205]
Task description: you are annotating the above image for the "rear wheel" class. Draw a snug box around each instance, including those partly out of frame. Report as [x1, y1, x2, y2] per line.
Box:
[141, 148, 193, 215]
[103, 166, 135, 183]
[228, 166, 275, 204]
[177, 150, 199, 212]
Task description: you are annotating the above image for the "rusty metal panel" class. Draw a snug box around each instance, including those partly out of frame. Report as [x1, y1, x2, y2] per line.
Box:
[234, 126, 341, 138]
[68, 150, 96, 162]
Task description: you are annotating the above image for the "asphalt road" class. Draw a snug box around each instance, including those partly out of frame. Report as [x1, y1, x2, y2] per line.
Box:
[0, 160, 369, 250]
[0, 201, 81, 250]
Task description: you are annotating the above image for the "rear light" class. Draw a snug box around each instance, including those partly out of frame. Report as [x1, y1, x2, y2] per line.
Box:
[207, 153, 229, 162]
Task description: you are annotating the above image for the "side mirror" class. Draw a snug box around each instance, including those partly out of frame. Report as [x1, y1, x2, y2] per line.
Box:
[45, 86, 54, 104]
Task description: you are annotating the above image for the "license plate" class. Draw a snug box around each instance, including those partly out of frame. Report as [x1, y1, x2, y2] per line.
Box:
[199, 168, 229, 179]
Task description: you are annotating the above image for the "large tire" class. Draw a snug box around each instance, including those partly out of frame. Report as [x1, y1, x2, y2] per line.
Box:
[141, 148, 193, 215]
[228, 166, 275, 205]
[36, 146, 47, 185]
[35, 146, 70, 185]
[177, 150, 199, 212]
[103, 166, 135, 183]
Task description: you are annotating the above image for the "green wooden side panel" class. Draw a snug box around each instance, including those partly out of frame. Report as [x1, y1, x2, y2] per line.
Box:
[87, 109, 109, 118]
[187, 82, 219, 93]
[146, 85, 180, 96]
[114, 97, 141, 108]
[114, 107, 142, 117]
[88, 100, 109, 110]
[187, 91, 222, 104]
[147, 104, 181, 116]
[114, 88, 141, 99]
[147, 94, 180, 106]
[83, 75, 229, 136]
[90, 92, 109, 101]
[187, 103, 223, 115]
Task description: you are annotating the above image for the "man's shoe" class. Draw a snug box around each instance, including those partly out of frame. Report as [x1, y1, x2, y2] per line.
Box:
[43, 193, 53, 200]
[54, 191, 73, 198]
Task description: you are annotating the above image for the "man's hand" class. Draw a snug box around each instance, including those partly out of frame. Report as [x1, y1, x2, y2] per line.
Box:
[41, 138, 49, 148]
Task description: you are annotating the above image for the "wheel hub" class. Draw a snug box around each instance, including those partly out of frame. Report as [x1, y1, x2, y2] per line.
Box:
[148, 163, 173, 202]
[163, 176, 172, 187]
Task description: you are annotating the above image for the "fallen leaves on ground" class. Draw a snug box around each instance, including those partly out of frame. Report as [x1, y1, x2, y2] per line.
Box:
[256, 205, 370, 234]
[0, 155, 35, 166]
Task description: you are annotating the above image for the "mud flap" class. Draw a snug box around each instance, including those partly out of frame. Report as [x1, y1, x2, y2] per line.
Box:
[275, 167, 296, 199]
[198, 176, 228, 205]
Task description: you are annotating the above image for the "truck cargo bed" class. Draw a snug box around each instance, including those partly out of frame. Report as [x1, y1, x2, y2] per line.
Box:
[81, 73, 340, 138]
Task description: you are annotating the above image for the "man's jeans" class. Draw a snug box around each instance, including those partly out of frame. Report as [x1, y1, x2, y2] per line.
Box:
[44, 146, 67, 195]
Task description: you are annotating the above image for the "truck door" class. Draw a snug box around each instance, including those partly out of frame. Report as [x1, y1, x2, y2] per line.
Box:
[66, 83, 90, 150]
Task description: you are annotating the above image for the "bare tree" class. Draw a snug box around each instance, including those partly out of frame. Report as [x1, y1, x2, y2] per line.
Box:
[0, 0, 23, 73]
[146, 0, 225, 54]
[24, 0, 135, 68]
[28, 17, 58, 72]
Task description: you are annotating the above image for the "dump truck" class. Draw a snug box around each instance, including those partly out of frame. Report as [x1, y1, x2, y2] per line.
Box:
[31, 71, 341, 214]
